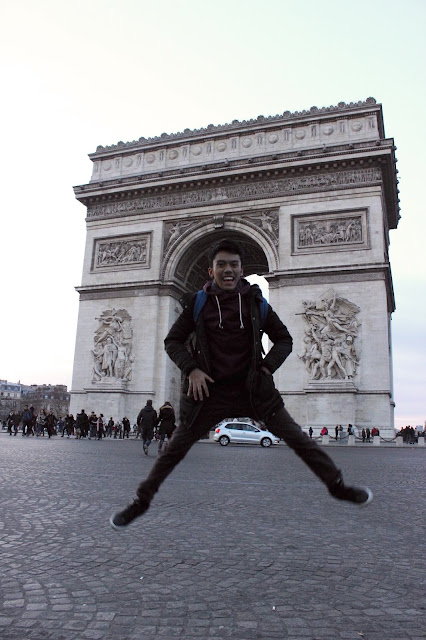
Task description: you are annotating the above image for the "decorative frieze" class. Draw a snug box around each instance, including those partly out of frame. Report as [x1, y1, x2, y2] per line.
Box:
[292, 209, 369, 254]
[87, 167, 382, 221]
[91, 233, 151, 271]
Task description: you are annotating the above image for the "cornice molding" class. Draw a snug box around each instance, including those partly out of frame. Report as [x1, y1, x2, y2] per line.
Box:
[91, 98, 380, 155]
[75, 281, 185, 302]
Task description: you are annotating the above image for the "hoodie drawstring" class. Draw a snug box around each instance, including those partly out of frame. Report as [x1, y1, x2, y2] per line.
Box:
[238, 293, 244, 329]
[214, 294, 245, 330]
[215, 296, 223, 329]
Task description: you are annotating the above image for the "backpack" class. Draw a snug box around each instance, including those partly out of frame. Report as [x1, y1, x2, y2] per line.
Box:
[192, 289, 269, 327]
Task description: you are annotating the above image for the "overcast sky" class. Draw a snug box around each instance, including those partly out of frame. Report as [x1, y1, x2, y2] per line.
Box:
[1, 0, 425, 429]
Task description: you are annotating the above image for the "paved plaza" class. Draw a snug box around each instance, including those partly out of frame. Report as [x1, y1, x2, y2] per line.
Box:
[0, 433, 425, 640]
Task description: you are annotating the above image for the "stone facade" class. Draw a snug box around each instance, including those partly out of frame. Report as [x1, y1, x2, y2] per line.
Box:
[71, 98, 399, 435]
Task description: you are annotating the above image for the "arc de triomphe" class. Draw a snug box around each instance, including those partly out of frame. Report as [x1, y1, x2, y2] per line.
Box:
[70, 98, 399, 436]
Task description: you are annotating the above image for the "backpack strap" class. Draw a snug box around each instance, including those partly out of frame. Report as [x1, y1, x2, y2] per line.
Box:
[193, 290, 207, 322]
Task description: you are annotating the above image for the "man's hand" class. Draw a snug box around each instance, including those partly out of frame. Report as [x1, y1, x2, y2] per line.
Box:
[188, 368, 215, 401]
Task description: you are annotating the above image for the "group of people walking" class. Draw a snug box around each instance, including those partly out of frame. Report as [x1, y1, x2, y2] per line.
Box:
[69, 410, 132, 440]
[5, 401, 176, 451]
[6, 406, 58, 438]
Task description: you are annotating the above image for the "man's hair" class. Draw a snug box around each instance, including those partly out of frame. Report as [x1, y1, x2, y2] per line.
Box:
[146, 399, 153, 405]
[208, 239, 244, 266]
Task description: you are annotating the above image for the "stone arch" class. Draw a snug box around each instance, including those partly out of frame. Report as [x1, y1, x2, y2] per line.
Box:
[162, 218, 278, 291]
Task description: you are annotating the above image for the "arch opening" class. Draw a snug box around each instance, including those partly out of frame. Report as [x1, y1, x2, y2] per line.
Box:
[173, 230, 270, 292]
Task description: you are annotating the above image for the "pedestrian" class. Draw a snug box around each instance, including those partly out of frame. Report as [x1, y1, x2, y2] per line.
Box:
[57, 416, 65, 435]
[157, 401, 176, 454]
[320, 426, 328, 436]
[89, 412, 97, 439]
[107, 417, 114, 438]
[308, 426, 313, 439]
[63, 414, 75, 437]
[36, 409, 47, 437]
[366, 427, 371, 443]
[97, 414, 105, 440]
[46, 410, 57, 438]
[111, 239, 373, 530]
[76, 409, 89, 440]
[361, 428, 366, 443]
[335, 425, 339, 441]
[21, 405, 33, 436]
[7, 411, 14, 436]
[137, 400, 157, 455]
[339, 425, 343, 440]
[116, 421, 123, 439]
[122, 417, 131, 438]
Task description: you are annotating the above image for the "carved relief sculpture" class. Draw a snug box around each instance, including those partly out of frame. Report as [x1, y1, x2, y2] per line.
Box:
[244, 210, 279, 246]
[92, 309, 134, 382]
[92, 234, 151, 271]
[298, 289, 360, 381]
[298, 216, 362, 247]
[293, 210, 369, 255]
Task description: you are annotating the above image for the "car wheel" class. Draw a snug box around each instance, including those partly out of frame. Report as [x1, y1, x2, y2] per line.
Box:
[260, 437, 272, 447]
[219, 435, 230, 446]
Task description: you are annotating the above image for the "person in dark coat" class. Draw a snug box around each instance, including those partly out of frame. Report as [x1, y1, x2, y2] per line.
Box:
[76, 410, 89, 439]
[63, 414, 75, 437]
[21, 405, 33, 436]
[111, 239, 373, 530]
[137, 400, 157, 455]
[45, 410, 57, 438]
[157, 402, 176, 454]
[122, 417, 131, 438]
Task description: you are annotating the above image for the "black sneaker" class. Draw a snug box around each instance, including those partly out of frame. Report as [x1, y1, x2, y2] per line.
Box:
[329, 476, 373, 506]
[143, 444, 148, 455]
[109, 499, 150, 530]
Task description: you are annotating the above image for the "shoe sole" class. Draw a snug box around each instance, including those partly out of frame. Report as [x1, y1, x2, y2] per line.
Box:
[109, 514, 127, 532]
[358, 487, 373, 507]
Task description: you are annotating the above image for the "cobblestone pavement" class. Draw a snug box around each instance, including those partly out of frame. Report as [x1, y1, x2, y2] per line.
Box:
[0, 434, 425, 640]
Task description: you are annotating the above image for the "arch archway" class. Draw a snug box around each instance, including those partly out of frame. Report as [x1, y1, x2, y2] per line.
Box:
[163, 221, 276, 292]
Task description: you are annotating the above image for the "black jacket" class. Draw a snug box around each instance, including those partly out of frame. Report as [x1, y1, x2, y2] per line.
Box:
[157, 404, 176, 436]
[164, 284, 293, 426]
[137, 405, 158, 430]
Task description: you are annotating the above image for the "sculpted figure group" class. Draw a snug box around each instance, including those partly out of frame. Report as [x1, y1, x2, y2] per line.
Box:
[299, 290, 360, 381]
[92, 309, 134, 382]
[298, 217, 362, 247]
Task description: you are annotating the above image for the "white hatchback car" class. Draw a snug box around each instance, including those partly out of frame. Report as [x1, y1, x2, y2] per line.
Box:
[213, 421, 280, 447]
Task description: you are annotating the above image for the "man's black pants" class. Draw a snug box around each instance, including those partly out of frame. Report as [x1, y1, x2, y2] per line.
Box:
[136, 384, 340, 503]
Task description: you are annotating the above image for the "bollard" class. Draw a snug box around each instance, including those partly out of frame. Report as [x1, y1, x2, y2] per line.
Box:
[348, 435, 355, 446]
[373, 436, 380, 446]
[396, 436, 403, 447]
[418, 437, 425, 447]
[322, 434, 329, 445]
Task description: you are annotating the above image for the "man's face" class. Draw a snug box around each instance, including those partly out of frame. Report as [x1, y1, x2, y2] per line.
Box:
[208, 250, 243, 291]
